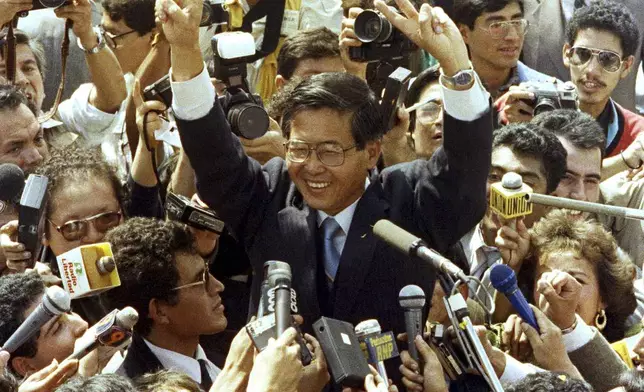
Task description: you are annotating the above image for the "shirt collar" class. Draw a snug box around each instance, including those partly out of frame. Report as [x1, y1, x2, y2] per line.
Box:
[316, 177, 370, 234]
[142, 338, 213, 384]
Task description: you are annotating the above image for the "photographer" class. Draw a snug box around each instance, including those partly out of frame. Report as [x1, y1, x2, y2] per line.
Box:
[159, 0, 492, 344]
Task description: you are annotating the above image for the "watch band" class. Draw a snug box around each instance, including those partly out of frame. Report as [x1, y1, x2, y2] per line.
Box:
[77, 26, 105, 55]
[440, 67, 475, 89]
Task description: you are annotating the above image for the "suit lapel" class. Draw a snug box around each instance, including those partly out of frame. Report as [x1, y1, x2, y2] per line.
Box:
[332, 182, 389, 321]
[122, 334, 164, 378]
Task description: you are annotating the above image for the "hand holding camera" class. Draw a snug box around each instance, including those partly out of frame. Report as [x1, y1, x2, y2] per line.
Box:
[54, 0, 95, 49]
[133, 79, 167, 149]
[0, 0, 32, 25]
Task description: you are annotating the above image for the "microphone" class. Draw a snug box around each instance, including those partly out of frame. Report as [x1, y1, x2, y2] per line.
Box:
[0, 163, 25, 207]
[490, 264, 539, 332]
[268, 261, 292, 336]
[399, 285, 425, 362]
[56, 243, 121, 299]
[69, 307, 138, 360]
[489, 172, 533, 229]
[257, 261, 273, 318]
[373, 220, 468, 282]
[2, 286, 71, 353]
[18, 174, 48, 267]
[355, 320, 390, 388]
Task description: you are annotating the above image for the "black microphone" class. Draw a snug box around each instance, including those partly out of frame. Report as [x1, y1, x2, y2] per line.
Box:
[399, 284, 425, 362]
[69, 307, 139, 360]
[373, 220, 468, 282]
[0, 163, 25, 206]
[18, 174, 48, 267]
[257, 261, 273, 318]
[2, 286, 71, 353]
[267, 261, 292, 337]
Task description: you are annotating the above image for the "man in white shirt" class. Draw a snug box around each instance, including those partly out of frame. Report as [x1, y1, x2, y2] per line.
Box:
[104, 218, 226, 387]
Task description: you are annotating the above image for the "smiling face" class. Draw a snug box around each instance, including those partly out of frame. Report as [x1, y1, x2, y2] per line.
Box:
[564, 28, 634, 115]
[286, 108, 381, 216]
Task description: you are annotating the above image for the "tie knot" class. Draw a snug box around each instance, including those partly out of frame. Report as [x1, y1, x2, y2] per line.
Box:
[321, 217, 342, 239]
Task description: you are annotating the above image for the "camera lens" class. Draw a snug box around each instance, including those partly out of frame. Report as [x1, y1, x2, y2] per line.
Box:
[228, 103, 269, 139]
[38, 0, 67, 7]
[534, 98, 559, 116]
[354, 10, 392, 43]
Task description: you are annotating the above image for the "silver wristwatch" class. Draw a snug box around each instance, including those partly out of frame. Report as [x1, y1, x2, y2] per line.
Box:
[441, 68, 475, 89]
[77, 26, 106, 55]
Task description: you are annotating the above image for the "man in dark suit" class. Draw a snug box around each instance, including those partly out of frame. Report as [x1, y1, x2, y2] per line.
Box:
[522, 0, 644, 113]
[158, 0, 492, 336]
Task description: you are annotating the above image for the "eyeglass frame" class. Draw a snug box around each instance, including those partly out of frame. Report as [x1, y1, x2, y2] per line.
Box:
[483, 19, 529, 39]
[283, 140, 358, 167]
[415, 99, 443, 125]
[565, 45, 625, 73]
[172, 260, 210, 291]
[48, 210, 122, 241]
[99, 25, 138, 49]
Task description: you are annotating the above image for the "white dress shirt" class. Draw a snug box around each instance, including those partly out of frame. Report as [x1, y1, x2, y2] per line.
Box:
[143, 338, 221, 385]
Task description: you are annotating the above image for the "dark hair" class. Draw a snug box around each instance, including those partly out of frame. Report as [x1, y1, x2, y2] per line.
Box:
[134, 370, 201, 392]
[619, 369, 644, 392]
[35, 148, 126, 230]
[56, 374, 136, 392]
[277, 27, 341, 80]
[101, 0, 156, 35]
[532, 109, 606, 158]
[0, 273, 45, 369]
[0, 29, 47, 79]
[492, 123, 567, 194]
[530, 209, 636, 342]
[404, 65, 441, 135]
[0, 369, 18, 392]
[452, 0, 524, 29]
[103, 218, 196, 336]
[0, 84, 38, 117]
[566, 0, 640, 57]
[276, 72, 385, 149]
[504, 371, 593, 392]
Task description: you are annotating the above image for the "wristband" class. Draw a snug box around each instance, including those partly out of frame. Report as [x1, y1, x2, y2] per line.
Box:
[77, 26, 105, 55]
[560, 317, 578, 335]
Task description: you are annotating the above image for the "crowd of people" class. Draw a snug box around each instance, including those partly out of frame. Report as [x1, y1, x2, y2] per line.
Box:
[0, 0, 644, 390]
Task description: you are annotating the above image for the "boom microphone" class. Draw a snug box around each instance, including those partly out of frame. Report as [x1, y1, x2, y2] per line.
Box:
[268, 261, 292, 337]
[373, 220, 468, 282]
[2, 286, 71, 353]
[69, 307, 138, 360]
[490, 264, 539, 332]
[399, 285, 425, 362]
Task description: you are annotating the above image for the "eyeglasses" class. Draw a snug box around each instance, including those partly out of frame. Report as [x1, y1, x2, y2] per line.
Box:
[48, 211, 122, 241]
[172, 261, 210, 291]
[416, 101, 443, 125]
[284, 141, 357, 167]
[566, 46, 624, 73]
[484, 19, 529, 39]
[100, 25, 137, 49]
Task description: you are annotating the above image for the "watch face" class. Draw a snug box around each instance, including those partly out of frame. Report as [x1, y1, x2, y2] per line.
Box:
[454, 71, 473, 86]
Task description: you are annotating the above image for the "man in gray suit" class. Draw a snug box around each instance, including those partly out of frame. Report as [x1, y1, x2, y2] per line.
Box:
[522, 0, 644, 112]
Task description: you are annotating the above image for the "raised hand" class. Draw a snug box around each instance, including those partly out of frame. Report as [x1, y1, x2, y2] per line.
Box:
[536, 269, 581, 331]
[155, 0, 202, 50]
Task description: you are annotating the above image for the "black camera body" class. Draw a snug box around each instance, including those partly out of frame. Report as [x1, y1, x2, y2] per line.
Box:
[519, 80, 578, 116]
[201, 0, 228, 27]
[143, 74, 172, 107]
[349, 10, 417, 63]
[165, 192, 225, 234]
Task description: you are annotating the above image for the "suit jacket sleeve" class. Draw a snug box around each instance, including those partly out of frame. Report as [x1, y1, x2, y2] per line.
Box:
[568, 331, 628, 392]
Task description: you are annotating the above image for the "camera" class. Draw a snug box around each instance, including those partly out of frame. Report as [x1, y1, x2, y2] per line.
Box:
[519, 80, 578, 116]
[349, 10, 417, 63]
[212, 32, 269, 139]
[201, 0, 228, 27]
[30, 0, 70, 11]
[165, 192, 225, 234]
[143, 74, 172, 107]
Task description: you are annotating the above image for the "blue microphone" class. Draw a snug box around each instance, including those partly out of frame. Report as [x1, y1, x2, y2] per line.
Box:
[490, 264, 539, 332]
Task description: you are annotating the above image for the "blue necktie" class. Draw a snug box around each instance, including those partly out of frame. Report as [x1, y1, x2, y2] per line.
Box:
[321, 217, 342, 285]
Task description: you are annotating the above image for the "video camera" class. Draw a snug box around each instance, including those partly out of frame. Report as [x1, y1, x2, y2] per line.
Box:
[349, 10, 417, 63]
[165, 192, 225, 234]
[519, 80, 578, 116]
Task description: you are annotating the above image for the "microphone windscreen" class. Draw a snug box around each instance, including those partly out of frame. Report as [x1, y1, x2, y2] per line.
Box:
[115, 307, 139, 329]
[489, 264, 517, 294]
[373, 220, 418, 255]
[354, 319, 381, 338]
[398, 285, 426, 309]
[43, 286, 71, 314]
[266, 261, 291, 286]
[0, 164, 25, 201]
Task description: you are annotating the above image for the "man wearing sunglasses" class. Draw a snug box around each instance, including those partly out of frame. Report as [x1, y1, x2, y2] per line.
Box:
[104, 218, 226, 387]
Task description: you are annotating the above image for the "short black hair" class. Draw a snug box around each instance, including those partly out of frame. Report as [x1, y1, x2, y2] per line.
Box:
[493, 123, 567, 194]
[0, 273, 45, 369]
[0, 84, 38, 117]
[275, 72, 386, 149]
[504, 372, 593, 392]
[57, 374, 136, 392]
[566, 0, 640, 57]
[101, 0, 156, 35]
[277, 27, 341, 80]
[452, 0, 524, 29]
[404, 65, 441, 135]
[103, 218, 196, 337]
[619, 369, 644, 392]
[532, 109, 606, 158]
[134, 370, 201, 392]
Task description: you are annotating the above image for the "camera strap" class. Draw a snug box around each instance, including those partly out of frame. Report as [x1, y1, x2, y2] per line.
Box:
[38, 19, 72, 123]
[1, 21, 17, 84]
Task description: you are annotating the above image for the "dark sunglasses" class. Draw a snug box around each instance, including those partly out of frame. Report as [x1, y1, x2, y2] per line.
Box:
[567, 46, 624, 73]
[48, 211, 122, 241]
